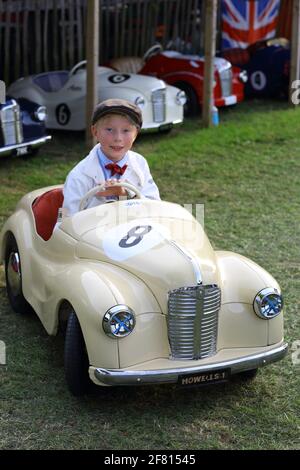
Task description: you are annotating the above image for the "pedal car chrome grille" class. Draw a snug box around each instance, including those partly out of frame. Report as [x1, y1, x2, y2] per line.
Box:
[0, 99, 23, 146]
[168, 285, 221, 360]
[151, 88, 166, 122]
[219, 67, 232, 97]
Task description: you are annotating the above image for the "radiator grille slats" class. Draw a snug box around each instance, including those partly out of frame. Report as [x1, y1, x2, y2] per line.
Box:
[0, 100, 23, 146]
[168, 285, 221, 360]
[219, 68, 232, 97]
[151, 88, 166, 122]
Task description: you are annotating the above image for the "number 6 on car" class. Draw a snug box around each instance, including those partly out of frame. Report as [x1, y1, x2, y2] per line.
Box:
[0, 183, 288, 396]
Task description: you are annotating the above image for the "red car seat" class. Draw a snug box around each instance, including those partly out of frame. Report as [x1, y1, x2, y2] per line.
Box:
[32, 188, 64, 241]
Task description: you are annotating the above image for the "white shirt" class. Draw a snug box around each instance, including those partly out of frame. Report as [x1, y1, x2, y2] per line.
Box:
[63, 143, 160, 216]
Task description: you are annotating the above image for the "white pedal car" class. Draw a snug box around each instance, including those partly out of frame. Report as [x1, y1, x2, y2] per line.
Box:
[0, 183, 287, 395]
[7, 61, 186, 133]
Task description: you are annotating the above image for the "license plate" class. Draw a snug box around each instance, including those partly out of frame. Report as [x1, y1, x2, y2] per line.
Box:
[179, 369, 230, 387]
[16, 146, 28, 156]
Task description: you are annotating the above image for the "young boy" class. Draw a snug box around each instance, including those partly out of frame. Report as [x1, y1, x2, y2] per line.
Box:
[62, 98, 160, 216]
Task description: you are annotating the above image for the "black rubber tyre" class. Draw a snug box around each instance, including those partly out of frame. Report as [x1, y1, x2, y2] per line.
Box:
[175, 82, 199, 117]
[5, 234, 32, 314]
[237, 369, 258, 381]
[64, 311, 90, 396]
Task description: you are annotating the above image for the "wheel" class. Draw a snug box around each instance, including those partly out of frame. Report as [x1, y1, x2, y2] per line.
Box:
[19, 147, 39, 159]
[64, 311, 90, 396]
[175, 82, 199, 117]
[236, 369, 258, 381]
[5, 234, 32, 314]
[79, 181, 142, 211]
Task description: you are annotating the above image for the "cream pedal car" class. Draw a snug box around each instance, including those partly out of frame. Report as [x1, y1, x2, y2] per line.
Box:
[7, 61, 186, 133]
[0, 183, 288, 396]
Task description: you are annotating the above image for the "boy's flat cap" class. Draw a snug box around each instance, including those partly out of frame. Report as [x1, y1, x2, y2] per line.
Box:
[92, 98, 143, 128]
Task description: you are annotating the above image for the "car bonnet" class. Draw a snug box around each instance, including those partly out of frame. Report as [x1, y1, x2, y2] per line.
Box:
[60, 199, 220, 302]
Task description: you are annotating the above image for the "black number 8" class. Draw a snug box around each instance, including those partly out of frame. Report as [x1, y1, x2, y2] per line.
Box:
[119, 225, 152, 248]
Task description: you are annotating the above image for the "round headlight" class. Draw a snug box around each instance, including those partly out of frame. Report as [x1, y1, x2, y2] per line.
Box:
[102, 305, 136, 338]
[176, 90, 187, 106]
[253, 288, 283, 319]
[135, 96, 146, 109]
[34, 106, 47, 121]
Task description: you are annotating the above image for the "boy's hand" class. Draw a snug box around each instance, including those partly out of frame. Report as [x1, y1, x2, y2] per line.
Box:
[96, 179, 127, 197]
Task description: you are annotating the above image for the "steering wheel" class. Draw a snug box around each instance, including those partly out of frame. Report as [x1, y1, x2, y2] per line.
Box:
[143, 44, 163, 62]
[79, 181, 142, 211]
[69, 60, 87, 77]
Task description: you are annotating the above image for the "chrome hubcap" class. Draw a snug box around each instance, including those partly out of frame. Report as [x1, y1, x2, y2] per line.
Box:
[7, 252, 21, 296]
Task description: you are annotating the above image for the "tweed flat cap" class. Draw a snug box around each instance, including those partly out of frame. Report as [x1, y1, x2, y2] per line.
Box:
[92, 98, 143, 128]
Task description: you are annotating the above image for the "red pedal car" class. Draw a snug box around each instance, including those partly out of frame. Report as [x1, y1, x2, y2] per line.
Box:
[109, 44, 247, 116]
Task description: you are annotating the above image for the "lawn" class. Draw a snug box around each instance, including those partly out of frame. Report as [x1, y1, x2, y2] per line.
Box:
[0, 100, 299, 450]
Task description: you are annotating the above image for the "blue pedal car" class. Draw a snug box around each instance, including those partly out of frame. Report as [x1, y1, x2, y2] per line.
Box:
[0, 96, 51, 158]
[221, 38, 290, 99]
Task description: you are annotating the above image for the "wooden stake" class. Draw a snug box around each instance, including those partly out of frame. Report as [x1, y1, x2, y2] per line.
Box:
[86, 0, 100, 148]
[202, 0, 218, 127]
[289, 0, 300, 106]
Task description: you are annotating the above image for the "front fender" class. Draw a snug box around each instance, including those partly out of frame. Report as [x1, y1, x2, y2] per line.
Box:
[216, 250, 280, 303]
[216, 251, 283, 348]
[53, 261, 162, 369]
[53, 264, 120, 369]
[165, 73, 202, 102]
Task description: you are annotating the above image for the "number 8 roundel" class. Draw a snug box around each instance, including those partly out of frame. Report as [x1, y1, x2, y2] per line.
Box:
[102, 220, 169, 261]
[119, 225, 152, 248]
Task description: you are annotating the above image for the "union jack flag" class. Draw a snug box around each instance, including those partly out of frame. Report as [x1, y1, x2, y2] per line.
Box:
[221, 0, 280, 49]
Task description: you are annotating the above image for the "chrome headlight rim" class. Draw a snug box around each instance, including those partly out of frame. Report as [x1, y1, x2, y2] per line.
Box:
[135, 96, 146, 109]
[239, 70, 248, 83]
[176, 90, 187, 106]
[253, 287, 283, 320]
[102, 305, 136, 338]
[34, 105, 47, 121]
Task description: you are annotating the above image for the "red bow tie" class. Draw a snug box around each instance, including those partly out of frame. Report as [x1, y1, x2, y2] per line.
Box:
[105, 163, 128, 176]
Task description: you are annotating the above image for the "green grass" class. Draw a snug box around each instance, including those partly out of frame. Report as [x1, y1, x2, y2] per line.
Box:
[0, 99, 299, 450]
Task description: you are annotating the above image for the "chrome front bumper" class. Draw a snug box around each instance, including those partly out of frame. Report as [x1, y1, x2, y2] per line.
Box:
[94, 343, 288, 386]
[0, 135, 51, 157]
[141, 119, 183, 133]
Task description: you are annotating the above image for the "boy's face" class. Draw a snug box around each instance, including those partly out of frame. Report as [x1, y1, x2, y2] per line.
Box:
[91, 114, 138, 162]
